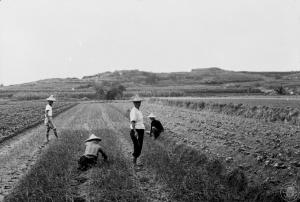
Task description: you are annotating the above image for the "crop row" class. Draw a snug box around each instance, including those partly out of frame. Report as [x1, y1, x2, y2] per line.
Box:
[0, 101, 77, 142]
[149, 98, 300, 125]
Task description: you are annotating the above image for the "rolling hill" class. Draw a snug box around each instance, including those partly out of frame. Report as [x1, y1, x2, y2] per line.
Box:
[1, 68, 300, 99]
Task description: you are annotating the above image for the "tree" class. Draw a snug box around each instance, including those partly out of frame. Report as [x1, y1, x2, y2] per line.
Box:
[274, 85, 286, 95]
[106, 84, 126, 100]
[93, 81, 126, 100]
[93, 82, 105, 99]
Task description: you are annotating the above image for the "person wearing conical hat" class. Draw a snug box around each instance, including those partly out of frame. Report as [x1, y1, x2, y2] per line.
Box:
[148, 113, 164, 139]
[78, 134, 108, 171]
[129, 95, 145, 166]
[44, 95, 58, 142]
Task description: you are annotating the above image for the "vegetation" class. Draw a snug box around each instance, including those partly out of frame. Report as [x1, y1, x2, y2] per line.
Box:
[2, 68, 300, 100]
[0, 101, 76, 142]
[148, 98, 300, 125]
[3, 102, 299, 201]
[94, 81, 126, 100]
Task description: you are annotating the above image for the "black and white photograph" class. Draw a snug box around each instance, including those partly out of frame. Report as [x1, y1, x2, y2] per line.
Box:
[0, 0, 300, 201]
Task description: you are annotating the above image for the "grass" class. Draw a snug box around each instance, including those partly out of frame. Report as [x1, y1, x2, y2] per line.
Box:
[0, 101, 77, 142]
[5, 129, 83, 202]
[87, 128, 144, 201]
[4, 103, 288, 202]
[5, 105, 146, 202]
[110, 103, 286, 202]
[148, 98, 300, 125]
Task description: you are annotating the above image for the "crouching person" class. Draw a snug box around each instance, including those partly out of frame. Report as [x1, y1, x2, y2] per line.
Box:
[78, 134, 108, 171]
[148, 113, 164, 139]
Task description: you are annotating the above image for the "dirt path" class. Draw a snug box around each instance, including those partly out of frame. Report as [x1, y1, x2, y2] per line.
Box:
[0, 104, 84, 201]
[1, 103, 174, 201]
[99, 104, 172, 202]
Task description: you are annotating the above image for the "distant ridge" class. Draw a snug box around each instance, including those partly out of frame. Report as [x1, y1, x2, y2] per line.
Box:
[1, 67, 300, 97]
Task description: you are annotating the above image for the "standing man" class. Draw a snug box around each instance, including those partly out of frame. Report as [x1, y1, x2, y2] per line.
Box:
[130, 95, 145, 166]
[44, 95, 58, 142]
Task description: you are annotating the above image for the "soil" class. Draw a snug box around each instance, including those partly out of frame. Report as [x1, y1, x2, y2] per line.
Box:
[139, 103, 300, 192]
[0, 103, 172, 202]
[0, 106, 81, 201]
[1, 101, 299, 201]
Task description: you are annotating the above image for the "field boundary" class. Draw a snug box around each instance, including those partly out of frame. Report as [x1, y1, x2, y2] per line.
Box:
[0, 103, 77, 144]
[149, 98, 300, 125]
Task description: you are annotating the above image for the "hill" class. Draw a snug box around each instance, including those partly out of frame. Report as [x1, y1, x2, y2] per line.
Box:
[1, 67, 300, 99]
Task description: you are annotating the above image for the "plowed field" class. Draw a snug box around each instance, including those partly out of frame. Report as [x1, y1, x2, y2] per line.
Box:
[1, 101, 299, 202]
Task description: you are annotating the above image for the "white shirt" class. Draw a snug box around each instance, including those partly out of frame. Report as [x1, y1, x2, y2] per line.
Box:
[130, 107, 145, 129]
[84, 142, 101, 156]
[45, 104, 53, 117]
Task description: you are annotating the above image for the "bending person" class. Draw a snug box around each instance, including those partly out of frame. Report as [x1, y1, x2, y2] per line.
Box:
[129, 95, 145, 166]
[78, 134, 108, 171]
[148, 113, 164, 139]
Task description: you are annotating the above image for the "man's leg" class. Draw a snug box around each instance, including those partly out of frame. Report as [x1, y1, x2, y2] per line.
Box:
[136, 129, 144, 158]
[49, 122, 58, 138]
[130, 130, 139, 164]
[46, 125, 50, 142]
[53, 128, 58, 138]
[78, 156, 89, 171]
[152, 127, 161, 139]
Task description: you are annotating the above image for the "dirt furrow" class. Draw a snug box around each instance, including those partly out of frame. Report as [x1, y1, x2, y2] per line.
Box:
[0, 104, 83, 201]
[99, 104, 172, 202]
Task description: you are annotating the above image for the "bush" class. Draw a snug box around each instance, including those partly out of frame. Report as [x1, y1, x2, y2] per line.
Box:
[94, 82, 126, 100]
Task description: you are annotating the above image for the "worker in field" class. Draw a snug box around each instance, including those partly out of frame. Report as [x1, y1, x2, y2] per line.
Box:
[78, 134, 108, 171]
[44, 95, 58, 142]
[130, 95, 145, 166]
[147, 113, 164, 139]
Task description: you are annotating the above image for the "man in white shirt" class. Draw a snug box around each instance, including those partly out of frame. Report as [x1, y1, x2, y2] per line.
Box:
[78, 134, 108, 171]
[44, 95, 58, 142]
[129, 95, 145, 166]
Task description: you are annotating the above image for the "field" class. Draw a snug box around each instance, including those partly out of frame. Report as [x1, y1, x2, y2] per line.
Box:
[158, 96, 300, 108]
[0, 100, 77, 142]
[0, 100, 299, 202]
[150, 97, 300, 126]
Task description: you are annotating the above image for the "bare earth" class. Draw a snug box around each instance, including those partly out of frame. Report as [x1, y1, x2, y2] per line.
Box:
[0, 106, 80, 201]
[1, 102, 299, 201]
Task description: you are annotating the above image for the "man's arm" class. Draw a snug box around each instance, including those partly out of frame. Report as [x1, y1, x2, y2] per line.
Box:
[149, 122, 153, 135]
[98, 148, 108, 161]
[46, 110, 51, 121]
[131, 121, 138, 136]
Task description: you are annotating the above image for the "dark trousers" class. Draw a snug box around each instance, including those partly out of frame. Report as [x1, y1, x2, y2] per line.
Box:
[151, 127, 162, 139]
[130, 129, 144, 158]
[78, 155, 97, 171]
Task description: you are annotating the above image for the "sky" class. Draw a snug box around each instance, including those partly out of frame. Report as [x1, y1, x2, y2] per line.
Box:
[0, 0, 300, 85]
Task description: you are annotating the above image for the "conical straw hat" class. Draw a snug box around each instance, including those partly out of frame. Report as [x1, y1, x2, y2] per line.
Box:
[85, 134, 102, 142]
[46, 95, 56, 101]
[148, 113, 156, 118]
[131, 94, 143, 102]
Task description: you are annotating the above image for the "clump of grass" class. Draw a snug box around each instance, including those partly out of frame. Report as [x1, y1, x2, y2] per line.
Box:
[5, 129, 84, 202]
[227, 168, 248, 193]
[139, 137, 228, 201]
[5, 128, 145, 202]
[85, 128, 145, 201]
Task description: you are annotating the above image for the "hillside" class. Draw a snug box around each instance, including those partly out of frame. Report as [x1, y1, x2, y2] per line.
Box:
[1, 68, 300, 99]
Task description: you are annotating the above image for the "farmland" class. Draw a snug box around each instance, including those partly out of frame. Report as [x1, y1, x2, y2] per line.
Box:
[0, 100, 299, 202]
[150, 97, 300, 125]
[0, 100, 77, 142]
[157, 96, 300, 109]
